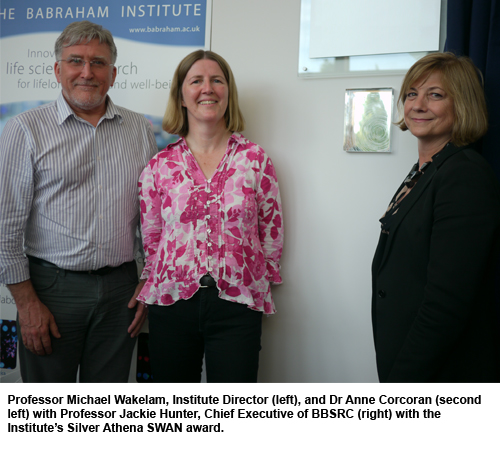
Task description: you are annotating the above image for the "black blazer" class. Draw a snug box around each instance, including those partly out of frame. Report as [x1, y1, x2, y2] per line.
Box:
[372, 143, 500, 382]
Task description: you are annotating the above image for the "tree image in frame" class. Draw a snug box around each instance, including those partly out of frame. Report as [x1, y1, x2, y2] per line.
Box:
[355, 91, 390, 152]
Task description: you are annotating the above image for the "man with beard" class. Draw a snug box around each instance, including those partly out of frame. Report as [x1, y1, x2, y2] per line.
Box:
[0, 21, 157, 382]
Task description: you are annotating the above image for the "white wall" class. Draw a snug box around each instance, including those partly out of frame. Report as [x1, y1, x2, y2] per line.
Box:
[211, 0, 418, 382]
[0, 0, 421, 384]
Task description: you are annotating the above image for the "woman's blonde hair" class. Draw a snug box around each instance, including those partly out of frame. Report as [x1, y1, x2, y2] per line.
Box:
[397, 52, 488, 146]
[162, 50, 245, 136]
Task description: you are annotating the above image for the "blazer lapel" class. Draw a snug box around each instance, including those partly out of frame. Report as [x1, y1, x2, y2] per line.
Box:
[376, 143, 464, 271]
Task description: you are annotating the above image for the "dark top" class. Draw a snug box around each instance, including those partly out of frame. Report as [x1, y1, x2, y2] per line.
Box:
[372, 143, 500, 382]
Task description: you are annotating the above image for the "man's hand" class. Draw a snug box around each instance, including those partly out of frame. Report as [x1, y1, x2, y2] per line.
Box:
[127, 279, 147, 338]
[8, 280, 61, 355]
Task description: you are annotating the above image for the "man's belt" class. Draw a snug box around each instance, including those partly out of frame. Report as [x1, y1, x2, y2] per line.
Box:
[27, 255, 126, 276]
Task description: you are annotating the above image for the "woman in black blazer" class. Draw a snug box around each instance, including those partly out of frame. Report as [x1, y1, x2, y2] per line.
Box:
[372, 52, 500, 382]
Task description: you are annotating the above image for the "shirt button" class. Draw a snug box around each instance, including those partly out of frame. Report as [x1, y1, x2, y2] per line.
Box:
[378, 290, 386, 298]
[207, 229, 211, 233]
[207, 242, 212, 247]
[206, 215, 211, 219]
[208, 255, 213, 260]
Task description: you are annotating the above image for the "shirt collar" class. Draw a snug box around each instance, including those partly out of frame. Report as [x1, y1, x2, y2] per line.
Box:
[177, 132, 242, 151]
[56, 92, 123, 126]
[230, 132, 245, 147]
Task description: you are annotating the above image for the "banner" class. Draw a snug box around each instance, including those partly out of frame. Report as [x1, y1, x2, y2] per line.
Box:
[0, 0, 212, 383]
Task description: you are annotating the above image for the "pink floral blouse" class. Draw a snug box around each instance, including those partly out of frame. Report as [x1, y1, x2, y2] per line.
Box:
[137, 133, 283, 314]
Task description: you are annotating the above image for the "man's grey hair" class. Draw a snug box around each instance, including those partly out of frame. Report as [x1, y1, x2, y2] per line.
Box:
[55, 21, 117, 64]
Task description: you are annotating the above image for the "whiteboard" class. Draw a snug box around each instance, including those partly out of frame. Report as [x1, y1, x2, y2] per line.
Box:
[310, 0, 441, 58]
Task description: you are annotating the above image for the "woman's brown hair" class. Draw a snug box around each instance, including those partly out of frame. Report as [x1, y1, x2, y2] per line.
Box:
[397, 52, 488, 146]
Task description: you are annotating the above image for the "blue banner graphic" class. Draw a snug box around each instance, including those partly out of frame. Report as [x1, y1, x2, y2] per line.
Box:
[0, 0, 207, 46]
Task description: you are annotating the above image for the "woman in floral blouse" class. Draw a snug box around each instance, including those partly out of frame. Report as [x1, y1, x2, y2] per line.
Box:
[137, 50, 283, 382]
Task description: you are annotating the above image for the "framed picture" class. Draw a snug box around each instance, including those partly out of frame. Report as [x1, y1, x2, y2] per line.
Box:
[343, 88, 394, 153]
